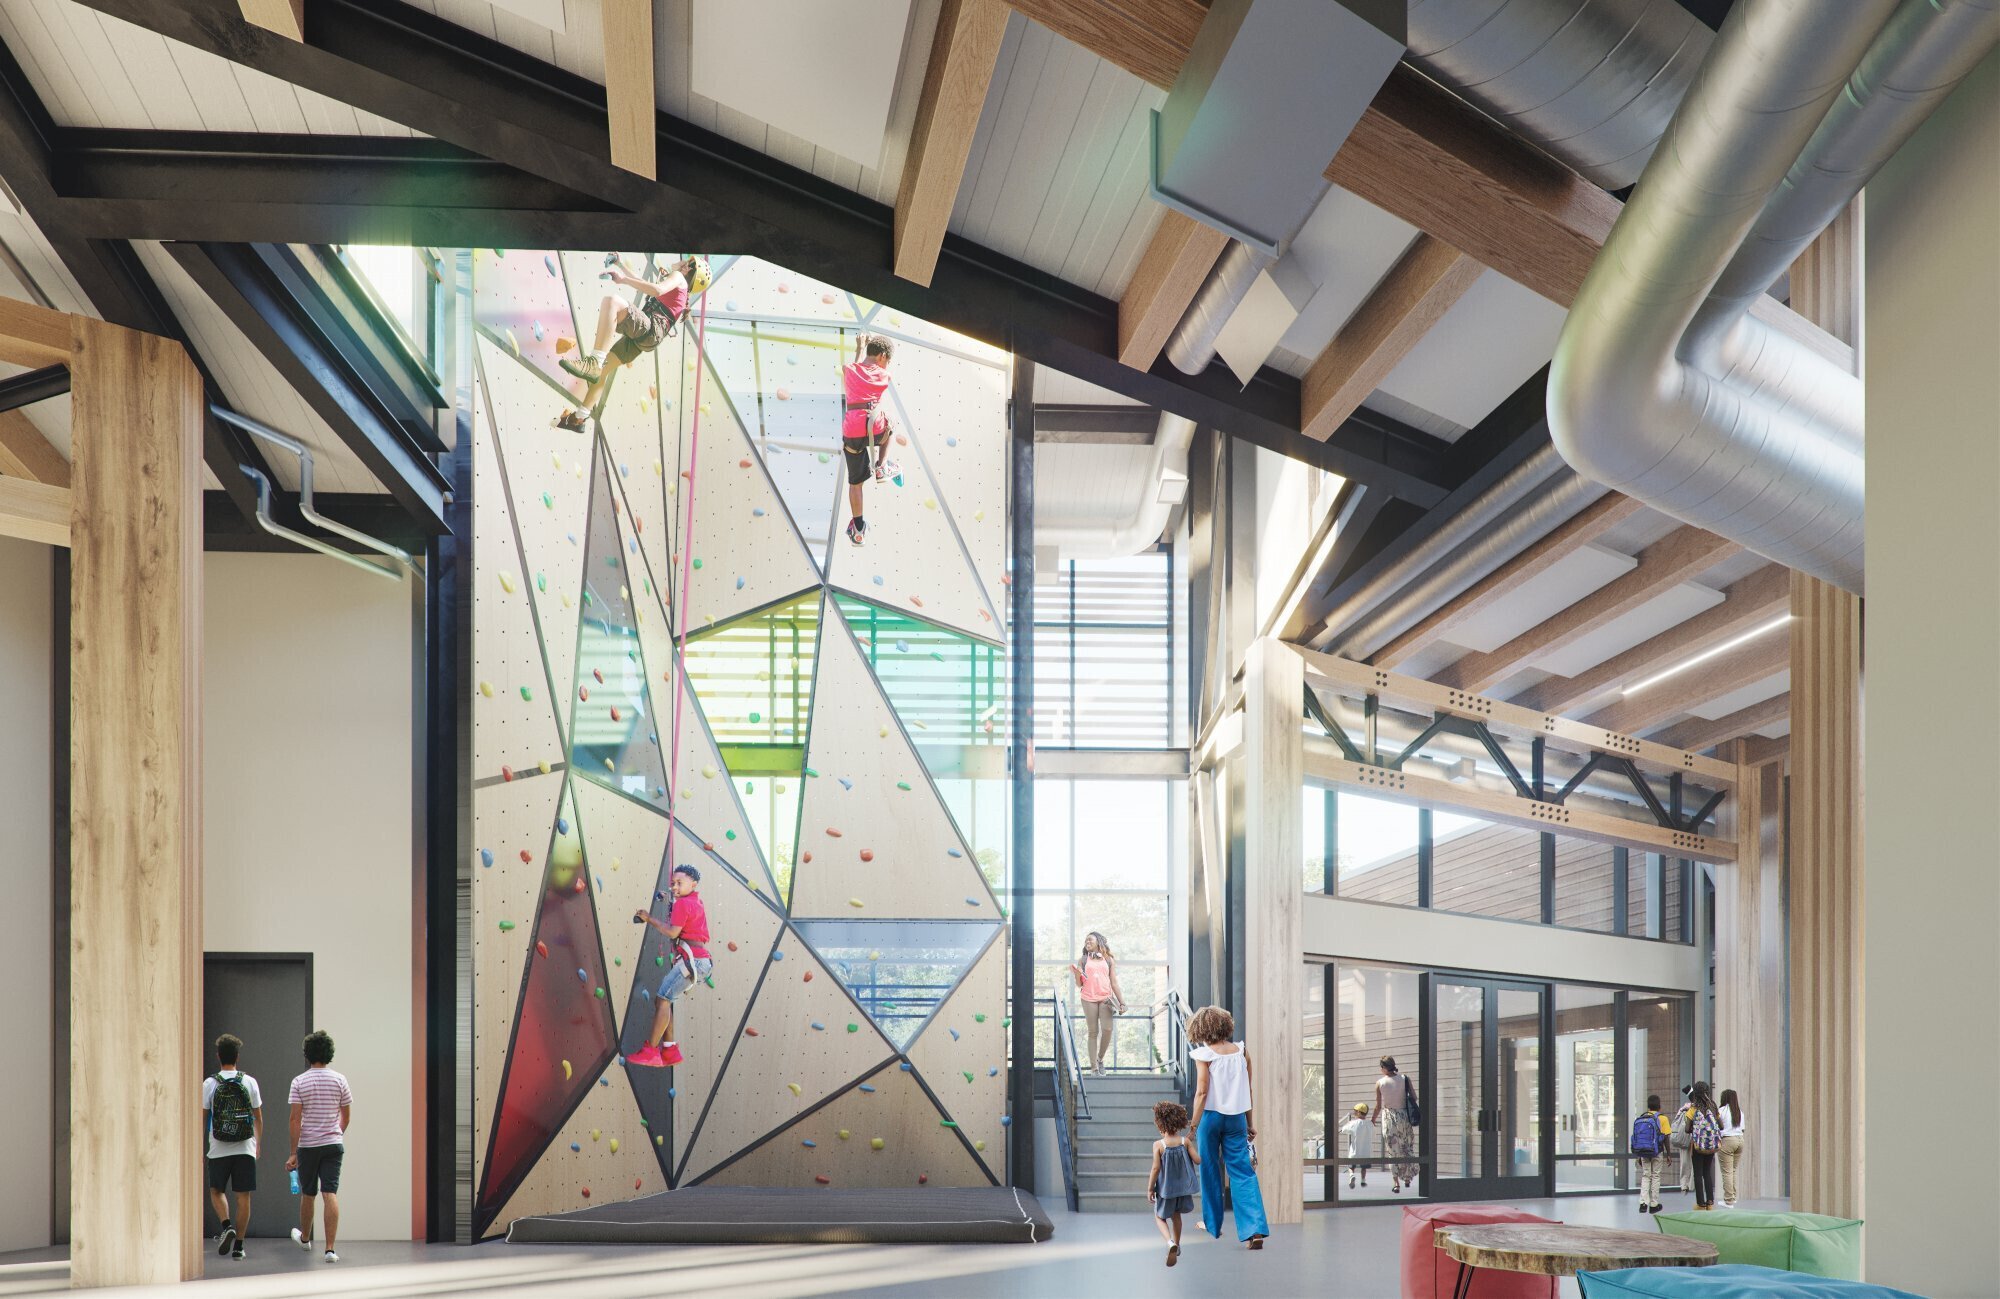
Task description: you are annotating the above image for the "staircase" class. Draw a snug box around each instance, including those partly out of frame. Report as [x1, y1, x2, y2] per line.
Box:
[1074, 1075, 1183, 1212]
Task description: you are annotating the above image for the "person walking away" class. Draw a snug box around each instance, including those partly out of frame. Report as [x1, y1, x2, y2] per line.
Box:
[1672, 1083, 1696, 1195]
[1067, 932, 1125, 1075]
[287, 1030, 353, 1263]
[1340, 1103, 1375, 1189]
[1631, 1093, 1671, 1214]
[553, 255, 711, 431]
[1716, 1088, 1747, 1208]
[1147, 1100, 1200, 1266]
[1375, 1056, 1417, 1193]
[1187, 1005, 1269, 1250]
[202, 1033, 262, 1260]
[840, 335, 898, 545]
[626, 864, 712, 1067]
[1685, 1081, 1723, 1210]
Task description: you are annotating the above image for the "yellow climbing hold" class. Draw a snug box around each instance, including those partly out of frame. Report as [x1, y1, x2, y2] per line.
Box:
[879, 726, 889, 738]
[848, 898, 865, 909]
[561, 593, 573, 608]
[787, 1082, 802, 1097]
[498, 572, 517, 594]
[604, 758, 616, 772]
[538, 760, 553, 775]
[870, 1137, 885, 1151]
[561, 1059, 573, 1080]
[551, 453, 562, 470]
[590, 1129, 601, 1142]
[868, 950, 881, 960]
[611, 857, 622, 871]
[837, 1129, 851, 1141]
[974, 1140, 987, 1152]
[478, 681, 494, 698]
[923, 498, 937, 511]
[974, 509, 986, 523]
[609, 1138, 620, 1154]
[652, 460, 664, 475]
[702, 765, 718, 779]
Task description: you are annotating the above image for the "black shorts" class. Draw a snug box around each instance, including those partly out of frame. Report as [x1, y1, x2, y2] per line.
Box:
[608, 305, 670, 365]
[296, 1143, 344, 1196]
[842, 432, 889, 485]
[207, 1153, 257, 1192]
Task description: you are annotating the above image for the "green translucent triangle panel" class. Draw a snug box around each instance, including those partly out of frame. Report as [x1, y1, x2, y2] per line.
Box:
[682, 593, 820, 904]
[791, 920, 1000, 1051]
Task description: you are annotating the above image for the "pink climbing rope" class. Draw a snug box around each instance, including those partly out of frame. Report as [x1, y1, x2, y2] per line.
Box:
[661, 275, 710, 881]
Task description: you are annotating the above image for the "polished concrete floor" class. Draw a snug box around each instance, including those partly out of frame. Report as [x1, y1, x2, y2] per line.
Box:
[0, 1194, 1787, 1297]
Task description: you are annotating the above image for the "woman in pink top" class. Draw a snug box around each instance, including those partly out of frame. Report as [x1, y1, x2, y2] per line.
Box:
[1068, 932, 1126, 1075]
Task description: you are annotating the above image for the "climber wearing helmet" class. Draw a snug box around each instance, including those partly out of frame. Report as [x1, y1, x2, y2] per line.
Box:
[554, 253, 712, 431]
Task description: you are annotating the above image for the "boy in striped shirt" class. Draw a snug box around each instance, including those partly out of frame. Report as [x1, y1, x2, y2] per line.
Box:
[286, 1030, 352, 1264]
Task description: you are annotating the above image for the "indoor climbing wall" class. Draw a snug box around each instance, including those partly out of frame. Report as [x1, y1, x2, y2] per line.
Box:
[468, 251, 1013, 1239]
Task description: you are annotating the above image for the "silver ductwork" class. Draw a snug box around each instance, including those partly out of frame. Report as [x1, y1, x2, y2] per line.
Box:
[1165, 242, 1275, 375]
[1549, 0, 2000, 595]
[1404, 0, 1714, 190]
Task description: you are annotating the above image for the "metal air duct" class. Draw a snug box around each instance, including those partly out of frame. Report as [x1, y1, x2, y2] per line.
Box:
[1036, 413, 1198, 561]
[1548, 0, 2000, 595]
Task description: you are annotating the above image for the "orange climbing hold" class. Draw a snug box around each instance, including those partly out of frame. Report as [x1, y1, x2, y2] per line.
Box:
[738, 458, 752, 469]
[825, 827, 843, 838]
[815, 1175, 831, 1185]
[802, 850, 813, 863]
[536, 941, 548, 958]
[634, 1177, 643, 1190]
[745, 1027, 760, 1037]
[803, 971, 814, 982]
[911, 596, 925, 608]
[610, 706, 621, 722]
[859, 849, 875, 862]
[519, 849, 532, 863]
[727, 940, 739, 952]
[500, 765, 514, 782]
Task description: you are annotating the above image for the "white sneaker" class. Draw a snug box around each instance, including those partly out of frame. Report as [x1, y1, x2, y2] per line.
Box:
[291, 1228, 311, 1251]
[325, 1250, 339, 1263]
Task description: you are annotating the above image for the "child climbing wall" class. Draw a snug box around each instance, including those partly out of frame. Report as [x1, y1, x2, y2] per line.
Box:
[470, 252, 1013, 1240]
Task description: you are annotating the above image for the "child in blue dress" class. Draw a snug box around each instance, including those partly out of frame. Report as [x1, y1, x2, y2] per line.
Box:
[1148, 1100, 1200, 1266]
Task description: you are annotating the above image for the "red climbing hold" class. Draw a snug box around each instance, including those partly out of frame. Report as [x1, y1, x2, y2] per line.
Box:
[579, 686, 590, 701]
[803, 971, 814, 982]
[727, 940, 739, 952]
[634, 516, 643, 533]
[536, 941, 549, 959]
[581, 1187, 591, 1198]
[519, 849, 533, 864]
[744, 1027, 760, 1037]
[738, 458, 751, 469]
[859, 849, 875, 862]
[825, 827, 844, 838]
[610, 706, 622, 722]
[573, 876, 587, 893]
[895, 434, 908, 446]
[594, 668, 605, 684]
[801, 850, 813, 864]
[634, 1177, 643, 1190]
[702, 841, 715, 851]
[918, 1173, 928, 1185]
[814, 1175, 831, 1185]
[911, 596, 925, 608]
[501, 765, 515, 782]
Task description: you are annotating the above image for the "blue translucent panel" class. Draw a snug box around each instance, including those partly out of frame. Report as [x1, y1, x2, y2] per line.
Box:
[570, 440, 671, 806]
[791, 919, 1000, 1050]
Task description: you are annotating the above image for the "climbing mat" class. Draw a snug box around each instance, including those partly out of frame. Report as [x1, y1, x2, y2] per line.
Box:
[470, 249, 1017, 1239]
[506, 1185, 1052, 1245]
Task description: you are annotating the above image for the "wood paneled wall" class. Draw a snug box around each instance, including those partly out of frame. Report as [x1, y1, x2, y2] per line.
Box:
[1788, 573, 1862, 1219]
[1243, 637, 1303, 1225]
[1714, 749, 1788, 1202]
[68, 318, 205, 1286]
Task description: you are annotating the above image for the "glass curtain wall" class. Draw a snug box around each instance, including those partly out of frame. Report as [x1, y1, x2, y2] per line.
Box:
[1307, 787, 1696, 943]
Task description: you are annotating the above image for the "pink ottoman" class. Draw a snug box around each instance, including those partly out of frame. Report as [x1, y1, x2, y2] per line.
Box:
[1400, 1204, 1562, 1299]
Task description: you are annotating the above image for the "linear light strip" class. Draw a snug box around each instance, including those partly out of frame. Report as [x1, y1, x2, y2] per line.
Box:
[1621, 614, 1794, 696]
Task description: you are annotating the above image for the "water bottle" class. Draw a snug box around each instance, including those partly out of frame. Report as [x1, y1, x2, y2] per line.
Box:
[289, 1169, 301, 1196]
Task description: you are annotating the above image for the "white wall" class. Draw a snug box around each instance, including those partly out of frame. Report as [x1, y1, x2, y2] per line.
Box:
[1864, 47, 2000, 1299]
[1305, 894, 1706, 994]
[0, 537, 52, 1250]
[203, 553, 416, 1240]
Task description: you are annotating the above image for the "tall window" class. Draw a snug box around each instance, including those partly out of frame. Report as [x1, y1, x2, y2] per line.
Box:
[1033, 549, 1185, 748]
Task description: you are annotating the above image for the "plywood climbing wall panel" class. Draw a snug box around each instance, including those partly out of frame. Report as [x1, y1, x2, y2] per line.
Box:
[470, 771, 568, 1189]
[479, 334, 593, 737]
[677, 932, 898, 1184]
[570, 778, 673, 990]
[883, 343, 1009, 619]
[905, 929, 1008, 1180]
[709, 257, 862, 327]
[490, 1053, 664, 1232]
[790, 607, 999, 920]
[595, 379, 673, 589]
[473, 248, 574, 392]
[699, 1060, 989, 1190]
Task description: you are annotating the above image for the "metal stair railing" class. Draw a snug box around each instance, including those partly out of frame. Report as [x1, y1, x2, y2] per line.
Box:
[1050, 989, 1087, 1211]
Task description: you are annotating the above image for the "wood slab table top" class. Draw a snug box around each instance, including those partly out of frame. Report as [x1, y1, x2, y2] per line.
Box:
[1435, 1224, 1720, 1276]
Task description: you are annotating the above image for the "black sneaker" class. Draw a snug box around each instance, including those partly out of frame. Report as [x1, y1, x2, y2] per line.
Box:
[846, 517, 866, 546]
[217, 1224, 236, 1256]
[1639, 1202, 1652, 1214]
[232, 1246, 246, 1260]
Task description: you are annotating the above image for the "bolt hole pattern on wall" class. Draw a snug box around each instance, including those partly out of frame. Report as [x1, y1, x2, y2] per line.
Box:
[470, 252, 1013, 1238]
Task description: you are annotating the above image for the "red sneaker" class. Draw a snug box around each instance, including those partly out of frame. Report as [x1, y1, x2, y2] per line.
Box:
[660, 1042, 685, 1066]
[625, 1045, 665, 1068]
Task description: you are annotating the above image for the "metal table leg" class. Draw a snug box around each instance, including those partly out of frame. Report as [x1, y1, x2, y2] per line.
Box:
[1450, 1260, 1478, 1299]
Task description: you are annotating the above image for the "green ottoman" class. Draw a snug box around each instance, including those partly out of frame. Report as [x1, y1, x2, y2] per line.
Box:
[1652, 1210, 1863, 1279]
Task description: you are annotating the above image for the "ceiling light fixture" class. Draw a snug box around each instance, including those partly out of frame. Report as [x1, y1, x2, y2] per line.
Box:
[1621, 614, 1793, 697]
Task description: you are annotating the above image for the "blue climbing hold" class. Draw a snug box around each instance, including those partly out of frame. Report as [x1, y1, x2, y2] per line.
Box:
[543, 254, 558, 277]
[895, 640, 909, 653]
[668, 1087, 676, 1098]
[556, 817, 569, 835]
[620, 462, 630, 477]
[725, 299, 739, 312]
[736, 576, 745, 590]
[599, 1077, 610, 1087]
[753, 507, 766, 517]
[479, 848, 493, 867]
[787, 351, 798, 365]
[946, 436, 958, 447]
[989, 1068, 998, 1077]
[965, 897, 980, 907]
[576, 967, 588, 983]
[1000, 1116, 1012, 1127]
[949, 1028, 960, 1041]
[839, 777, 853, 791]
[570, 1142, 581, 1152]
[532, 320, 546, 341]
[801, 1139, 816, 1148]
[595, 875, 604, 891]
[947, 848, 964, 858]
[899, 1062, 913, 1071]
[871, 575, 884, 586]
[772, 950, 785, 961]
[859, 1084, 876, 1093]
[811, 1021, 825, 1031]
[567, 532, 577, 545]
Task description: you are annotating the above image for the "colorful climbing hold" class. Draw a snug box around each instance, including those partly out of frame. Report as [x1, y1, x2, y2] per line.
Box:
[965, 897, 980, 907]
[479, 848, 494, 867]
[947, 848, 964, 858]
[498, 920, 515, 932]
[949, 1027, 961, 1041]
[745, 1027, 760, 1037]
[848, 898, 865, 908]
[848, 1024, 860, 1034]
[940, 1119, 957, 1128]
[838, 776, 853, 791]
[919, 1173, 928, 1184]
[692, 557, 703, 569]
[826, 826, 843, 837]
[802, 971, 813, 982]
[478, 680, 494, 698]
[787, 1082, 802, 1096]
[561, 1059, 573, 1079]
[802, 1139, 816, 1148]
[519, 685, 534, 702]
[896, 781, 912, 791]
[727, 940, 739, 952]
[536, 941, 548, 958]
[519, 849, 532, 863]
[811, 1021, 824, 1031]
[498, 571, 517, 594]
[1000, 1115, 1012, 1126]
[870, 1137, 885, 1151]
[859, 849, 874, 862]
[609, 1138, 620, 1154]
[570, 1142, 580, 1152]
[962, 1071, 974, 1083]
[814, 1175, 831, 1185]
[858, 1083, 875, 1092]
[872, 574, 884, 586]
[735, 576, 745, 590]
[973, 1013, 986, 1023]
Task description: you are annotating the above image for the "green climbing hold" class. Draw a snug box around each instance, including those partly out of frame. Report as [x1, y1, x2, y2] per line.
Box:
[593, 987, 605, 999]
[541, 492, 553, 509]
[536, 572, 547, 592]
[1002, 1017, 1012, 1028]
[520, 685, 534, 701]
[613, 957, 622, 967]
[704, 975, 715, 988]
[974, 1013, 986, 1023]
[962, 1071, 974, 1084]
[641, 1117, 649, 1126]
[498, 920, 516, 932]
[846, 1023, 859, 1033]
[896, 781, 911, 791]
[656, 954, 665, 967]
[725, 830, 737, 840]
[692, 557, 704, 570]
[805, 768, 819, 777]
[940, 1119, 958, 1129]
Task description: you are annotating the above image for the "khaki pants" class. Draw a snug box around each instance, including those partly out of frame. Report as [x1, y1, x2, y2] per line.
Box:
[1717, 1134, 1745, 1204]
[1081, 998, 1115, 1071]
[1636, 1155, 1664, 1206]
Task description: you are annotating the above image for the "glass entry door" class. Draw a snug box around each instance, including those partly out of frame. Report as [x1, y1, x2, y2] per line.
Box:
[1430, 978, 1546, 1199]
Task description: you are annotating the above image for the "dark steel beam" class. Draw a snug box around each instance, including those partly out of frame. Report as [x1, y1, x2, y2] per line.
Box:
[0, 363, 69, 411]
[170, 242, 450, 533]
[1032, 403, 1158, 443]
[202, 489, 431, 553]
[56, 0, 1459, 501]
[1007, 356, 1035, 1190]
[0, 34, 271, 521]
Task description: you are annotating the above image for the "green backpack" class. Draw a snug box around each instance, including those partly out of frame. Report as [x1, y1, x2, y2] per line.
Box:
[211, 1073, 255, 1143]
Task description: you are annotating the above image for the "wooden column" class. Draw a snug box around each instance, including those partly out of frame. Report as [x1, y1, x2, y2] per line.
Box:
[1713, 745, 1787, 1202]
[1242, 637, 1302, 1225]
[69, 317, 205, 1286]
[1787, 572, 1862, 1220]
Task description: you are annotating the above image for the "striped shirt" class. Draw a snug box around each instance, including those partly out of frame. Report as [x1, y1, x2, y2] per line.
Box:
[289, 1066, 352, 1148]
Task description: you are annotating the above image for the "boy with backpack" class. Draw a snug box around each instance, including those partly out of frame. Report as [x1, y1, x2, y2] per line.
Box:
[1631, 1093, 1671, 1214]
[202, 1033, 263, 1260]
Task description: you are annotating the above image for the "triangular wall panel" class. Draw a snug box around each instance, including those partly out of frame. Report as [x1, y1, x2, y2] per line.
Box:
[791, 919, 998, 1051]
[473, 248, 575, 393]
[488, 1051, 663, 1232]
[882, 343, 1009, 617]
[595, 367, 674, 592]
[904, 929, 1009, 1180]
[479, 334, 593, 738]
[698, 1060, 990, 1189]
[789, 607, 1000, 920]
[570, 778, 672, 997]
[708, 257, 861, 326]
[677, 932, 898, 1184]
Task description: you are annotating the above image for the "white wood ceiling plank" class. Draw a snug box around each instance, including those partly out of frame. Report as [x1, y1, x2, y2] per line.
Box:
[227, 63, 311, 134]
[164, 42, 260, 133]
[46, 1, 140, 128]
[1056, 92, 1152, 289]
[488, 7, 557, 65]
[952, 19, 1048, 246]
[982, 36, 1094, 266]
[946, 13, 1022, 230]
[96, 17, 206, 129]
[1022, 61, 1141, 281]
[294, 84, 362, 136]
[430, 0, 499, 39]
[655, 0, 694, 118]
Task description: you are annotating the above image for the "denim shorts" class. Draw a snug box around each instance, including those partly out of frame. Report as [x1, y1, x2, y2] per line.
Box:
[658, 955, 713, 1002]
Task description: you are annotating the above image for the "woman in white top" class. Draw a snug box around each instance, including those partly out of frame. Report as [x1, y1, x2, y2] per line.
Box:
[1186, 1004, 1269, 1249]
[1375, 1056, 1417, 1193]
[1716, 1088, 1747, 1208]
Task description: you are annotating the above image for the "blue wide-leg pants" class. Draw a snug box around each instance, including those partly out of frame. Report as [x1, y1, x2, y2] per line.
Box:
[1197, 1109, 1269, 1241]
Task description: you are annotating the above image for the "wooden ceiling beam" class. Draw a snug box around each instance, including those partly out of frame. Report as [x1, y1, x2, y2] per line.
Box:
[895, 0, 1012, 286]
[1513, 564, 1790, 716]
[1582, 631, 1788, 737]
[1117, 210, 1230, 371]
[1438, 525, 1740, 694]
[238, 0, 303, 41]
[602, 0, 656, 179]
[1302, 234, 1481, 442]
[0, 408, 70, 487]
[1655, 692, 1791, 754]
[0, 473, 69, 546]
[1370, 490, 1644, 670]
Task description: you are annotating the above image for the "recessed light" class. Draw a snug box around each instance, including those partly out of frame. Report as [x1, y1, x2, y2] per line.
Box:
[1622, 615, 1792, 697]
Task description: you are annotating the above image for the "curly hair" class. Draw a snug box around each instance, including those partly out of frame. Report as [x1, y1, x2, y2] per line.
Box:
[864, 334, 894, 362]
[1153, 1100, 1191, 1135]
[302, 1029, 336, 1066]
[1187, 1004, 1235, 1046]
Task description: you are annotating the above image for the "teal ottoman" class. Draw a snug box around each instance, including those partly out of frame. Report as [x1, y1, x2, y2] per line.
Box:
[1578, 1264, 1921, 1298]
[1653, 1210, 1863, 1279]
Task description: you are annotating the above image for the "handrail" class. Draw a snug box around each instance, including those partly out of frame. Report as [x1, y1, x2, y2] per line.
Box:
[1049, 989, 1084, 1211]
[1163, 990, 1195, 1105]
